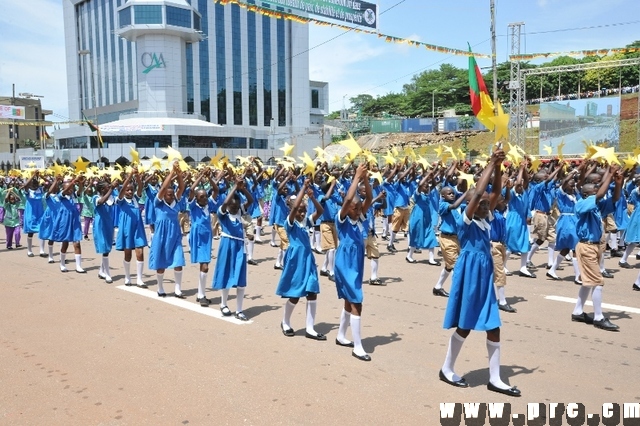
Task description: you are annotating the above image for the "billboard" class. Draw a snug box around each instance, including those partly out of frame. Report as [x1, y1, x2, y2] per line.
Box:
[0, 105, 26, 120]
[248, 0, 378, 30]
[20, 155, 46, 170]
[539, 97, 620, 155]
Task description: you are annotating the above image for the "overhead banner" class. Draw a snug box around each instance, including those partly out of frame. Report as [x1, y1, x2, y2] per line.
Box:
[20, 155, 46, 170]
[235, 0, 378, 29]
[0, 105, 26, 120]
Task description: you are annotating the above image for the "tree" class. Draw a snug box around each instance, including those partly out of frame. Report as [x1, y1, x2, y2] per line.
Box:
[458, 116, 475, 156]
[349, 94, 374, 113]
[326, 110, 341, 120]
[23, 138, 39, 150]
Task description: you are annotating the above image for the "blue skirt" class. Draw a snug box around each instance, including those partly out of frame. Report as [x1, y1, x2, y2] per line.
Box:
[212, 237, 246, 289]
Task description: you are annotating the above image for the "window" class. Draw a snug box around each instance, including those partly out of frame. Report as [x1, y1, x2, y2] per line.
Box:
[166, 6, 191, 28]
[231, 5, 242, 125]
[198, 0, 210, 121]
[249, 138, 268, 149]
[134, 5, 162, 25]
[247, 11, 257, 126]
[276, 17, 286, 126]
[186, 43, 194, 113]
[215, 3, 226, 124]
[193, 12, 201, 30]
[262, 15, 271, 126]
[311, 89, 319, 109]
[118, 6, 131, 27]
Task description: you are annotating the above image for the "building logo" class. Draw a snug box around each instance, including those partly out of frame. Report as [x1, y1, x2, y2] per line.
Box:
[141, 53, 166, 74]
[364, 9, 376, 26]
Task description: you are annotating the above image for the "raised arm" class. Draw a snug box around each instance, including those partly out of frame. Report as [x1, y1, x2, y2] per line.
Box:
[465, 150, 505, 220]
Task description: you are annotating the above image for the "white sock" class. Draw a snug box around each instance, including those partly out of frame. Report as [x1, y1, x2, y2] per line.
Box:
[60, 252, 66, 267]
[370, 258, 379, 280]
[549, 253, 564, 275]
[283, 300, 296, 329]
[327, 249, 335, 274]
[527, 243, 540, 262]
[621, 244, 635, 263]
[48, 244, 54, 260]
[102, 256, 110, 279]
[322, 252, 330, 271]
[157, 273, 165, 294]
[174, 270, 183, 295]
[305, 300, 318, 335]
[572, 257, 580, 279]
[276, 249, 284, 267]
[197, 271, 207, 299]
[407, 246, 415, 260]
[429, 249, 435, 262]
[270, 227, 276, 244]
[487, 340, 510, 390]
[220, 288, 229, 307]
[236, 287, 245, 313]
[441, 331, 465, 382]
[255, 226, 262, 239]
[572, 286, 592, 315]
[609, 233, 618, 250]
[27, 237, 33, 253]
[247, 240, 254, 261]
[389, 231, 397, 245]
[350, 315, 366, 356]
[599, 251, 606, 272]
[74, 254, 83, 271]
[136, 261, 144, 285]
[547, 244, 555, 267]
[336, 309, 351, 344]
[314, 231, 321, 249]
[39, 239, 45, 254]
[520, 253, 528, 270]
[592, 285, 604, 321]
[123, 261, 131, 282]
[382, 217, 389, 235]
[434, 269, 450, 290]
[498, 286, 507, 305]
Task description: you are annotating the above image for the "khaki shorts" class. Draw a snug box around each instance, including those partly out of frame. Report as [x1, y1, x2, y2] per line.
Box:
[320, 222, 338, 251]
[365, 234, 379, 259]
[576, 241, 604, 286]
[178, 211, 190, 234]
[438, 234, 460, 270]
[241, 214, 255, 240]
[274, 224, 289, 250]
[532, 211, 556, 243]
[604, 214, 617, 233]
[391, 207, 410, 233]
[491, 241, 507, 287]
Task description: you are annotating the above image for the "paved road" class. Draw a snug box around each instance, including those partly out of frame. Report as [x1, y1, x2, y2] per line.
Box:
[543, 126, 618, 155]
[1, 232, 640, 425]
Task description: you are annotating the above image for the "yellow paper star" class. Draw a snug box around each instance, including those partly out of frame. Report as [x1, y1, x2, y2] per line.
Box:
[434, 145, 444, 158]
[150, 155, 162, 170]
[590, 146, 620, 165]
[72, 156, 91, 173]
[313, 146, 326, 160]
[457, 171, 475, 189]
[391, 147, 399, 157]
[27, 161, 37, 168]
[403, 146, 417, 161]
[298, 152, 316, 176]
[339, 134, 362, 159]
[506, 143, 523, 166]
[557, 140, 566, 161]
[107, 167, 123, 182]
[489, 100, 509, 142]
[363, 149, 378, 165]
[369, 171, 383, 184]
[236, 155, 251, 166]
[542, 145, 553, 156]
[475, 159, 487, 168]
[383, 150, 396, 166]
[417, 146, 429, 156]
[280, 142, 295, 157]
[622, 154, 637, 171]
[210, 152, 223, 167]
[530, 158, 542, 172]
[417, 157, 430, 170]
[632, 146, 640, 159]
[130, 146, 140, 164]
[476, 91, 496, 131]
[332, 155, 342, 164]
[443, 145, 457, 161]
[327, 175, 335, 184]
[456, 148, 466, 160]
[177, 160, 190, 172]
[161, 145, 183, 163]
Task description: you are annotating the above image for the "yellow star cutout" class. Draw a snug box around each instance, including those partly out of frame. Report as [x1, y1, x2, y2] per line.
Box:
[622, 154, 637, 171]
[403, 146, 417, 161]
[434, 145, 444, 158]
[530, 158, 542, 172]
[280, 142, 295, 157]
[417, 157, 430, 170]
[391, 147, 399, 157]
[72, 156, 91, 173]
[369, 171, 383, 184]
[332, 155, 342, 164]
[161, 145, 183, 163]
[236, 155, 251, 166]
[363, 150, 378, 165]
[150, 155, 162, 170]
[177, 160, 190, 172]
[383, 150, 396, 166]
[27, 161, 37, 168]
[107, 167, 124, 182]
[298, 152, 316, 176]
[590, 146, 620, 165]
[633, 146, 640, 159]
[557, 140, 566, 161]
[339, 134, 362, 159]
[210, 152, 223, 167]
[457, 171, 476, 189]
[506, 143, 523, 166]
[542, 145, 553, 156]
[313, 146, 326, 160]
[417, 146, 429, 156]
[489, 100, 509, 142]
[443, 145, 457, 161]
[130, 146, 140, 165]
[456, 148, 466, 160]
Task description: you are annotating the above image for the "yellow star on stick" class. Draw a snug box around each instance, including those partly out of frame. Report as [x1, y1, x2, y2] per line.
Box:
[633, 146, 640, 159]
[443, 145, 457, 161]
[489, 100, 509, 142]
[161, 145, 183, 163]
[150, 155, 162, 170]
[107, 167, 123, 182]
[456, 148, 466, 160]
[130, 146, 140, 164]
[369, 171, 383, 184]
[298, 152, 316, 176]
[434, 145, 444, 158]
[557, 140, 566, 161]
[280, 142, 295, 157]
[417, 157, 430, 170]
[339, 133, 362, 159]
[457, 171, 475, 189]
[476, 92, 496, 131]
[542, 145, 553, 155]
[391, 147, 399, 157]
[236, 155, 251, 166]
[363, 149, 377, 165]
[72, 156, 90, 173]
[403, 146, 417, 161]
[383, 150, 396, 166]
[210, 152, 223, 167]
[313, 146, 326, 160]
[623, 154, 638, 171]
[530, 158, 542, 172]
[177, 160, 190, 172]
[590, 146, 620, 165]
[506, 143, 523, 166]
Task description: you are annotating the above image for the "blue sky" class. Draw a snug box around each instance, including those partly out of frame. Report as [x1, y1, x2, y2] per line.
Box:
[1, 0, 639, 125]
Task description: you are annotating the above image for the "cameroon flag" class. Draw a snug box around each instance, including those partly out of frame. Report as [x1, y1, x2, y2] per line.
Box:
[83, 113, 103, 147]
[468, 44, 495, 131]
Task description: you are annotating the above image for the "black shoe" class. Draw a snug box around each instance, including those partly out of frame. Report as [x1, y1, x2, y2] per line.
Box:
[220, 305, 232, 316]
[499, 303, 517, 313]
[593, 317, 619, 331]
[546, 271, 560, 281]
[369, 278, 386, 286]
[601, 270, 614, 279]
[328, 274, 335, 282]
[235, 311, 248, 321]
[518, 271, 537, 278]
[428, 260, 441, 266]
[173, 292, 186, 299]
[636, 253, 640, 260]
[633, 283, 640, 291]
[247, 259, 258, 266]
[611, 249, 623, 257]
[352, 351, 371, 362]
[319, 269, 329, 277]
[335, 339, 354, 348]
[305, 332, 327, 341]
[405, 257, 417, 264]
[387, 244, 397, 253]
[505, 270, 513, 276]
[545, 264, 563, 270]
[618, 261, 633, 269]
[487, 382, 521, 397]
[274, 264, 283, 270]
[571, 312, 594, 324]
[414, 249, 422, 254]
[433, 288, 449, 297]
[281, 323, 295, 337]
[526, 261, 537, 270]
[574, 279, 583, 285]
[196, 297, 210, 307]
[381, 235, 389, 241]
[313, 248, 324, 255]
[438, 370, 469, 388]
[157, 292, 167, 298]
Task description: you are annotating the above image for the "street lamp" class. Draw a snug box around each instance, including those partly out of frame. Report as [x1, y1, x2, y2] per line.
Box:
[78, 49, 101, 162]
[432, 90, 436, 119]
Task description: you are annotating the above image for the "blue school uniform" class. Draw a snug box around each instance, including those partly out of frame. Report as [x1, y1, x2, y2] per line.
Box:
[148, 196, 185, 270]
[438, 200, 462, 235]
[505, 188, 531, 253]
[490, 209, 506, 243]
[624, 188, 640, 244]
[275, 216, 320, 298]
[443, 213, 501, 331]
[92, 195, 115, 254]
[554, 189, 578, 251]
[188, 197, 216, 264]
[334, 213, 366, 303]
[144, 185, 159, 226]
[212, 207, 247, 289]
[575, 194, 615, 243]
[22, 188, 45, 234]
[408, 191, 438, 249]
[38, 196, 58, 241]
[381, 181, 397, 217]
[115, 196, 148, 250]
[51, 193, 82, 242]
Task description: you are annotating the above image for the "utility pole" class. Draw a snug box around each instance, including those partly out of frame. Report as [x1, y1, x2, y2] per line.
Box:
[79, 49, 101, 162]
[12, 84, 17, 169]
[490, 0, 498, 107]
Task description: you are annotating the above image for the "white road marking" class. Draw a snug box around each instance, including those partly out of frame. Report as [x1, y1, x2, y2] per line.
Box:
[116, 285, 253, 324]
[545, 295, 640, 314]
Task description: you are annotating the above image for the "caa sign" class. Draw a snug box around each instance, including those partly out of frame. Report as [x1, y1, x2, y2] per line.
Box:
[141, 53, 166, 74]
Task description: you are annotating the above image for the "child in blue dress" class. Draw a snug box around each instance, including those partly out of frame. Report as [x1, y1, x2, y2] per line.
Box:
[406, 168, 438, 263]
[212, 176, 254, 320]
[20, 172, 46, 257]
[116, 170, 148, 287]
[276, 179, 325, 338]
[93, 179, 118, 283]
[334, 164, 373, 361]
[504, 162, 533, 277]
[439, 149, 521, 397]
[547, 170, 581, 281]
[188, 168, 219, 307]
[149, 164, 186, 297]
[143, 173, 160, 247]
[48, 175, 86, 273]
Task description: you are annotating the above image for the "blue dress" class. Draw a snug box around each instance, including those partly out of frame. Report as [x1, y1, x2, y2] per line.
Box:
[51, 193, 82, 243]
[188, 198, 216, 264]
[212, 207, 247, 289]
[505, 188, 531, 253]
[92, 195, 115, 254]
[334, 213, 366, 303]
[624, 188, 640, 244]
[38, 196, 58, 241]
[144, 185, 159, 226]
[443, 214, 501, 331]
[115, 196, 148, 250]
[408, 191, 438, 249]
[148, 196, 185, 270]
[22, 188, 45, 234]
[275, 216, 320, 298]
[554, 189, 578, 251]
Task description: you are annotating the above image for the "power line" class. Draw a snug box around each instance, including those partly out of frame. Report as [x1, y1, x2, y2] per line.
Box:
[526, 19, 640, 35]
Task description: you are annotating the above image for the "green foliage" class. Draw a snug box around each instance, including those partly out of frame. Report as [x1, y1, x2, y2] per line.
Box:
[326, 110, 341, 120]
[23, 138, 39, 150]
